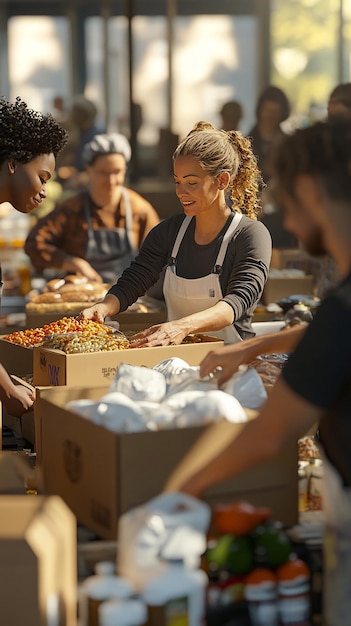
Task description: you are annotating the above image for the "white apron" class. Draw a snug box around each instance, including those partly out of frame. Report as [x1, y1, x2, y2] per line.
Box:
[163, 213, 242, 344]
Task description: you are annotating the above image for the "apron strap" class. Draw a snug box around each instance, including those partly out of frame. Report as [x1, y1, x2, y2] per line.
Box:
[120, 187, 136, 252]
[83, 191, 95, 245]
[169, 216, 192, 263]
[213, 212, 242, 273]
[169, 213, 242, 269]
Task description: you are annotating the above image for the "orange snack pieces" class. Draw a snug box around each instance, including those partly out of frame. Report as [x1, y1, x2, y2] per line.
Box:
[3, 317, 115, 348]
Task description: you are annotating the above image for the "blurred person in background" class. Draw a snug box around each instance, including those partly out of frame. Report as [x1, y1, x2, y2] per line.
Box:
[248, 85, 290, 185]
[219, 100, 243, 131]
[327, 82, 351, 122]
[248, 85, 296, 248]
[79, 121, 272, 346]
[172, 120, 351, 626]
[55, 95, 103, 191]
[0, 96, 67, 415]
[25, 133, 160, 286]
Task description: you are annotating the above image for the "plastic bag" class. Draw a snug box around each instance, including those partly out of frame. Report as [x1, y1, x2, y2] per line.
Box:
[117, 492, 211, 590]
[222, 365, 268, 409]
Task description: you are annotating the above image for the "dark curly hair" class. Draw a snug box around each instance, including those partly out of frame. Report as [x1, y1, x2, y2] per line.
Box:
[0, 96, 68, 167]
[271, 120, 351, 203]
[173, 120, 263, 219]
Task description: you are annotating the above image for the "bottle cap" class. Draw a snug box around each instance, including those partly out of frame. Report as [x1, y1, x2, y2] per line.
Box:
[95, 561, 115, 576]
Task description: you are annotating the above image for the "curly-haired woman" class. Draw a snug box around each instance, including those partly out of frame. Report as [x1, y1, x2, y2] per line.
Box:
[0, 96, 67, 416]
[79, 121, 272, 346]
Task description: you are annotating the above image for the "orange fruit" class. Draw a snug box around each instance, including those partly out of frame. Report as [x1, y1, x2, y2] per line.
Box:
[213, 500, 271, 536]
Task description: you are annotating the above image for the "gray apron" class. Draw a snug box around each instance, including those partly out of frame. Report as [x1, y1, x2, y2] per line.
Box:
[83, 188, 136, 284]
[163, 213, 243, 344]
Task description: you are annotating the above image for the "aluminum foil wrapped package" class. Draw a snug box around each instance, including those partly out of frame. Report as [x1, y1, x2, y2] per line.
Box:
[152, 357, 192, 389]
[159, 389, 247, 428]
[109, 363, 167, 402]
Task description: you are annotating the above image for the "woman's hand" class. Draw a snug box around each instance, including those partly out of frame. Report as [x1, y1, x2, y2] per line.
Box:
[131, 321, 187, 347]
[3, 384, 35, 418]
[78, 294, 120, 323]
[62, 256, 102, 282]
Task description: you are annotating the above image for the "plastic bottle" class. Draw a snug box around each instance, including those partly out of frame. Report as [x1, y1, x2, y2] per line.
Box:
[307, 458, 323, 511]
[298, 462, 309, 513]
[284, 304, 313, 327]
[79, 561, 133, 626]
[141, 557, 207, 626]
[99, 598, 147, 626]
[14, 244, 32, 296]
[244, 568, 279, 626]
[277, 558, 311, 625]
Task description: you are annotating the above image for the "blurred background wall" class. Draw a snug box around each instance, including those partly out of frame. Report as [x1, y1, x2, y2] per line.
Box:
[0, 0, 350, 182]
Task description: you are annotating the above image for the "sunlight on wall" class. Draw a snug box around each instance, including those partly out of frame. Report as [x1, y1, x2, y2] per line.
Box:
[8, 16, 69, 113]
[6, 13, 256, 146]
[173, 16, 254, 137]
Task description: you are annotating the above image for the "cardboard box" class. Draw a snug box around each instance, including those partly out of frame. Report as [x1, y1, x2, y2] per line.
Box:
[38, 385, 298, 540]
[0, 493, 77, 625]
[2, 408, 35, 446]
[0, 452, 34, 493]
[270, 248, 312, 273]
[32, 336, 224, 387]
[0, 336, 33, 376]
[262, 275, 315, 305]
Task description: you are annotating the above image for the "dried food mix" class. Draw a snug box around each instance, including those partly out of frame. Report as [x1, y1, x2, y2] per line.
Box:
[3, 317, 125, 348]
[40, 331, 130, 353]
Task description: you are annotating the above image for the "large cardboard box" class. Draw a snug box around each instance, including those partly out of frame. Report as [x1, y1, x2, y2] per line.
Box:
[38, 386, 298, 540]
[32, 337, 224, 387]
[2, 408, 35, 446]
[262, 275, 315, 305]
[0, 493, 77, 626]
[0, 336, 33, 376]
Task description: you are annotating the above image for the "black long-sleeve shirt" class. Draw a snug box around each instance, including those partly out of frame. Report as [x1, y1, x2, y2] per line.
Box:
[109, 212, 272, 339]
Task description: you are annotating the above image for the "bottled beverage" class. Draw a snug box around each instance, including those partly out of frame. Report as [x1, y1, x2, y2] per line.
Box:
[99, 598, 147, 626]
[277, 558, 311, 625]
[298, 462, 309, 513]
[141, 557, 207, 626]
[307, 459, 323, 511]
[79, 561, 133, 626]
[244, 568, 279, 626]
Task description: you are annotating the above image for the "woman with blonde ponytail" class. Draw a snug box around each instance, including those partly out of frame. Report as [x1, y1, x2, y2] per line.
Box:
[80, 121, 272, 346]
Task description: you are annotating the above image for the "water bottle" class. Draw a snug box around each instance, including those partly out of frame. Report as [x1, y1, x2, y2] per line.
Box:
[99, 598, 147, 626]
[141, 557, 207, 626]
[79, 561, 133, 626]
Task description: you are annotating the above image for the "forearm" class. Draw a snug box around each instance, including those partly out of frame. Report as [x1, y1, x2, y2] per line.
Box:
[99, 294, 121, 317]
[25, 237, 69, 272]
[181, 418, 278, 497]
[0, 363, 17, 400]
[174, 377, 320, 497]
[175, 301, 234, 336]
[248, 323, 307, 358]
